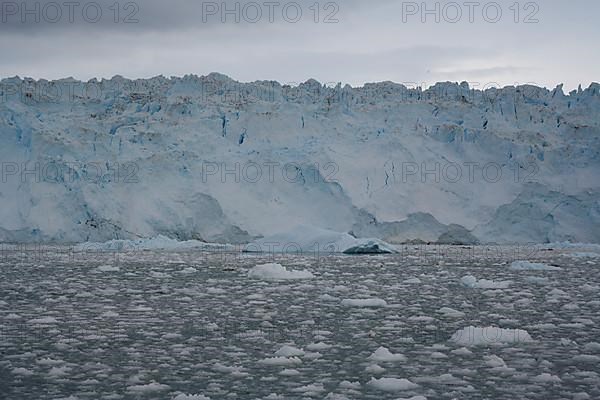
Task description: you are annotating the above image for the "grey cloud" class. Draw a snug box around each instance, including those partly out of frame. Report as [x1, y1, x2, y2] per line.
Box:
[0, 0, 598, 90]
[0, 0, 372, 33]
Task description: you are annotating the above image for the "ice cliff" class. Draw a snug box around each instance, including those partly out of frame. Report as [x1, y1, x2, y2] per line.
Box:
[1, 74, 599, 244]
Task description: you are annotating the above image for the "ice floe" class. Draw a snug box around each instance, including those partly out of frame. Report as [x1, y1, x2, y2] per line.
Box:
[510, 261, 562, 271]
[341, 298, 388, 307]
[248, 263, 314, 280]
[368, 347, 407, 362]
[460, 275, 511, 289]
[450, 326, 534, 346]
[367, 377, 419, 392]
[247, 225, 396, 254]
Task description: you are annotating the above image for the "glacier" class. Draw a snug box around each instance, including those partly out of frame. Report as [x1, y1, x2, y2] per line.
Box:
[0, 74, 599, 245]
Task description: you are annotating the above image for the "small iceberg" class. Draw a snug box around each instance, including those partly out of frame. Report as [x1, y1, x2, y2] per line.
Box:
[450, 326, 534, 346]
[248, 263, 314, 281]
[343, 240, 395, 254]
[75, 235, 233, 252]
[245, 225, 396, 255]
[510, 261, 562, 271]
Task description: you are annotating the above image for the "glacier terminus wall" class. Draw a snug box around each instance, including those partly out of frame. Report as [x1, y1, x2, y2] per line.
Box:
[1, 74, 599, 244]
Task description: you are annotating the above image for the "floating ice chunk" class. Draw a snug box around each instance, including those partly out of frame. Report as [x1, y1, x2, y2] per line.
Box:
[572, 393, 591, 400]
[163, 333, 183, 340]
[484, 355, 507, 368]
[248, 263, 314, 281]
[291, 383, 325, 394]
[212, 363, 245, 374]
[126, 382, 171, 393]
[48, 366, 70, 377]
[531, 373, 561, 383]
[429, 374, 469, 385]
[569, 252, 599, 258]
[460, 275, 510, 289]
[572, 354, 600, 363]
[96, 265, 120, 272]
[259, 357, 302, 366]
[365, 364, 386, 374]
[36, 358, 64, 366]
[248, 225, 395, 254]
[27, 317, 58, 324]
[130, 305, 153, 312]
[525, 276, 550, 285]
[408, 315, 435, 323]
[430, 352, 447, 359]
[581, 284, 599, 292]
[450, 326, 534, 346]
[450, 347, 473, 356]
[339, 381, 361, 389]
[368, 347, 406, 362]
[304, 352, 323, 360]
[460, 275, 479, 287]
[510, 261, 562, 271]
[306, 342, 332, 351]
[584, 342, 600, 352]
[367, 377, 419, 392]
[341, 298, 387, 308]
[318, 294, 339, 301]
[77, 236, 231, 251]
[437, 307, 465, 318]
[343, 241, 395, 254]
[12, 368, 34, 376]
[560, 338, 577, 346]
[173, 395, 211, 400]
[101, 311, 119, 318]
[547, 288, 568, 297]
[275, 345, 305, 357]
[395, 397, 427, 400]
[280, 369, 301, 376]
[324, 394, 351, 400]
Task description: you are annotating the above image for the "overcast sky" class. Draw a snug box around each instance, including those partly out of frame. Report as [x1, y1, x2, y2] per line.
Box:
[1, 0, 598, 90]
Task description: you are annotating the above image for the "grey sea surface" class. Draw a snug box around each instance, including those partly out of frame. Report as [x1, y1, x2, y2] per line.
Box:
[1, 245, 599, 400]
